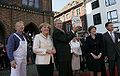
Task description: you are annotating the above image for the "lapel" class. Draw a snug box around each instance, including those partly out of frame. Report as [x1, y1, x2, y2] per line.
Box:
[106, 32, 118, 43]
[106, 32, 115, 43]
[114, 32, 118, 43]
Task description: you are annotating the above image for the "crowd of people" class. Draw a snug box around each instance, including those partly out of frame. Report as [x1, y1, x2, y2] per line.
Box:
[0, 19, 120, 76]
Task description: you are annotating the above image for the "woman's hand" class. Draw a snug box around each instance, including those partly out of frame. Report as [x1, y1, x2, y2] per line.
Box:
[52, 49, 56, 54]
[10, 60, 17, 69]
[97, 53, 102, 59]
[46, 49, 56, 54]
[90, 53, 98, 59]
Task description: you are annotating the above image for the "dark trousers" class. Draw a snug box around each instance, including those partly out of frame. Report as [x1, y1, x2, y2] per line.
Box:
[109, 56, 120, 76]
[58, 61, 73, 76]
[36, 63, 54, 76]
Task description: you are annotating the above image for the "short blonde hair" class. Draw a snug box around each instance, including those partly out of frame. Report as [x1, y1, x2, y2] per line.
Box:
[15, 21, 24, 29]
[39, 22, 51, 32]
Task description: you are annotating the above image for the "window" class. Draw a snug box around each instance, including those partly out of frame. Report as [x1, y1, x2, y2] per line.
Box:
[66, 14, 69, 19]
[66, 23, 71, 33]
[29, 0, 34, 6]
[0, 0, 8, 4]
[72, 10, 74, 16]
[93, 13, 102, 25]
[22, 0, 27, 5]
[34, 0, 39, 8]
[91, 0, 99, 10]
[76, 8, 80, 15]
[107, 10, 118, 22]
[66, 13, 70, 19]
[105, 0, 116, 6]
[22, 0, 39, 8]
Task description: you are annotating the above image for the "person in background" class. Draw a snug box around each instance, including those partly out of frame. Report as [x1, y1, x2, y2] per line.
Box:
[79, 32, 88, 71]
[6, 21, 27, 76]
[103, 22, 120, 76]
[86, 26, 104, 76]
[70, 37, 82, 76]
[33, 23, 56, 76]
[0, 41, 5, 70]
[52, 19, 79, 76]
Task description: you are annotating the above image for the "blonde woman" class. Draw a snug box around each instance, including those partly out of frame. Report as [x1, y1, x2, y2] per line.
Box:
[33, 23, 56, 76]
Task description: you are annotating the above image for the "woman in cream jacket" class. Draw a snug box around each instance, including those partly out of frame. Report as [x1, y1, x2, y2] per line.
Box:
[33, 23, 56, 76]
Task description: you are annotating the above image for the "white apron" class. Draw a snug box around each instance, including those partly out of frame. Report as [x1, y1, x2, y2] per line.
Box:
[10, 33, 27, 76]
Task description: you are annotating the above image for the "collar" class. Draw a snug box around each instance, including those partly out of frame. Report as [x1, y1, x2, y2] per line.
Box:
[40, 33, 49, 39]
[108, 31, 114, 35]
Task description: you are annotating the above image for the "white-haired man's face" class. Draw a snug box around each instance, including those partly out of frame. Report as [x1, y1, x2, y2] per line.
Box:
[54, 20, 63, 30]
[15, 22, 24, 32]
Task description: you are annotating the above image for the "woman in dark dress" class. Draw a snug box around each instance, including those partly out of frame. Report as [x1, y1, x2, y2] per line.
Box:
[86, 26, 104, 76]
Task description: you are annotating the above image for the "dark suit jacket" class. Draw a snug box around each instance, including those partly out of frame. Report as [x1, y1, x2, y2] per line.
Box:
[52, 28, 75, 62]
[86, 33, 104, 57]
[103, 32, 120, 60]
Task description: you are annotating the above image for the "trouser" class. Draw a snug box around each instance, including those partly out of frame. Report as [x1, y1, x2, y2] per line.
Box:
[58, 61, 73, 76]
[109, 56, 120, 76]
[36, 63, 54, 76]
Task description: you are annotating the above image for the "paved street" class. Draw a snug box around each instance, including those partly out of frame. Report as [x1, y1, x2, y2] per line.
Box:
[0, 64, 90, 76]
[0, 65, 38, 76]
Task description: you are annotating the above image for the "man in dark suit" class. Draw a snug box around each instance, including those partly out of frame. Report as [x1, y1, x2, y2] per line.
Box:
[52, 19, 78, 76]
[103, 22, 120, 76]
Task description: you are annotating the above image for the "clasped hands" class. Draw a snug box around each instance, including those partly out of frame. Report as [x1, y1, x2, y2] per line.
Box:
[46, 49, 56, 54]
[90, 53, 102, 59]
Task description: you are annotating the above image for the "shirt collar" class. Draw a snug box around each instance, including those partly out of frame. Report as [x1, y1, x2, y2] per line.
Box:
[40, 33, 49, 39]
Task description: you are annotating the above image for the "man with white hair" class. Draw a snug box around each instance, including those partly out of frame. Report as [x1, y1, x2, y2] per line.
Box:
[6, 21, 27, 76]
[52, 19, 79, 76]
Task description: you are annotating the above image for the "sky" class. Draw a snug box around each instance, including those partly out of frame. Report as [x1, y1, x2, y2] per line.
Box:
[52, 0, 72, 12]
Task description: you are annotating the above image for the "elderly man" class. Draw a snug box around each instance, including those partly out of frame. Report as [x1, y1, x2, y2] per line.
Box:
[52, 19, 79, 76]
[6, 21, 27, 76]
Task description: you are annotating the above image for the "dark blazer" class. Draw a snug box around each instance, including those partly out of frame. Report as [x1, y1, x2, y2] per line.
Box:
[86, 33, 104, 56]
[103, 32, 120, 60]
[52, 28, 75, 62]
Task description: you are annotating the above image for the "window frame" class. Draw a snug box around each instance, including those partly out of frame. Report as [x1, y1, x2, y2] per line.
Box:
[76, 8, 80, 15]
[105, 0, 116, 7]
[91, 0, 100, 10]
[107, 10, 118, 22]
[21, 0, 40, 9]
[93, 13, 102, 25]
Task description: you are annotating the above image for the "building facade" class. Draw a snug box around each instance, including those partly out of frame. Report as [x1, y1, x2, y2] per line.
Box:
[0, 0, 53, 43]
[54, 0, 87, 33]
[86, 0, 120, 33]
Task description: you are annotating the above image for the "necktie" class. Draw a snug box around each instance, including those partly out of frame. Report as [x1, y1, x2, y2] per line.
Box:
[110, 32, 115, 43]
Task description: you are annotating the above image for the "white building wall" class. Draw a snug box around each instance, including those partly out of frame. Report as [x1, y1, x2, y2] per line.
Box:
[86, 0, 120, 33]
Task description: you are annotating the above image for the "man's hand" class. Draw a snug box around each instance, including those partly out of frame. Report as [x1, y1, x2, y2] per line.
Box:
[73, 26, 79, 32]
[10, 60, 17, 69]
[104, 56, 108, 62]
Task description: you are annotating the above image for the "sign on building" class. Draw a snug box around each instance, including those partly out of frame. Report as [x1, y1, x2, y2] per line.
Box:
[72, 16, 82, 27]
